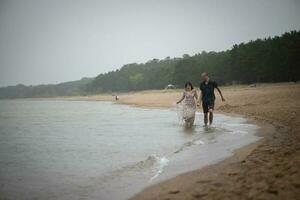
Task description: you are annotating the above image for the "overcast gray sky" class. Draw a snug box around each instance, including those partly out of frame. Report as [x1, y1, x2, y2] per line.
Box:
[0, 0, 299, 87]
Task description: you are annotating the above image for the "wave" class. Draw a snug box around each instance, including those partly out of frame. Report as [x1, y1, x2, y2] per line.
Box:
[174, 138, 205, 154]
[149, 155, 169, 181]
[94, 154, 170, 184]
[96, 123, 251, 183]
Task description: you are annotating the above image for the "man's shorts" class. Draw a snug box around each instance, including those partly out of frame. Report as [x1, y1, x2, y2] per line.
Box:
[202, 99, 215, 113]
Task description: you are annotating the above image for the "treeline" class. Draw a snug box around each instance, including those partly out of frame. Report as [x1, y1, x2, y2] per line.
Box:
[87, 30, 300, 92]
[0, 78, 93, 99]
[0, 31, 299, 98]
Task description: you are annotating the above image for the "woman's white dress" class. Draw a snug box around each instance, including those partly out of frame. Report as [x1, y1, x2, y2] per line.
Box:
[182, 90, 197, 121]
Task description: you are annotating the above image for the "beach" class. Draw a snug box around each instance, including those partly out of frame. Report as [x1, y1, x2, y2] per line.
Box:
[1, 1, 299, 199]
[61, 82, 300, 199]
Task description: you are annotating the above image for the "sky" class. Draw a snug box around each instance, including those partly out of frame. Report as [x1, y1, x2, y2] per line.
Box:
[0, 0, 299, 87]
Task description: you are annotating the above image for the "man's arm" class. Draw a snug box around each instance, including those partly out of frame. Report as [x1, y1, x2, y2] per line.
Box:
[216, 87, 225, 101]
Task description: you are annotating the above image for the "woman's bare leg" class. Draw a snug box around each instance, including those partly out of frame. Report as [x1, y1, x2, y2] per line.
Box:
[190, 115, 195, 126]
[185, 116, 195, 128]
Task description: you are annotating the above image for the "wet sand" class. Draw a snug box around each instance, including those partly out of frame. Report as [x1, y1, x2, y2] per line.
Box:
[60, 83, 300, 199]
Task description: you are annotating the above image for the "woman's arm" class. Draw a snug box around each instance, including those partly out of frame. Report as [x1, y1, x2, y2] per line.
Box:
[194, 90, 198, 100]
[176, 92, 185, 104]
[197, 91, 202, 106]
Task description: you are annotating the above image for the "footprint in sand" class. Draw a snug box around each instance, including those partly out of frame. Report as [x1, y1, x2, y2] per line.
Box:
[168, 189, 180, 194]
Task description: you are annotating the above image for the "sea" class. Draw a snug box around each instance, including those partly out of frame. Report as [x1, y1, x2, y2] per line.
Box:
[0, 100, 261, 200]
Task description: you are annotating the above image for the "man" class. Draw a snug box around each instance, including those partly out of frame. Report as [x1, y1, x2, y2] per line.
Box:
[199, 72, 225, 126]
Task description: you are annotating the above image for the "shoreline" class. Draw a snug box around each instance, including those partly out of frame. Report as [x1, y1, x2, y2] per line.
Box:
[128, 84, 299, 199]
[130, 119, 275, 200]
[117, 98, 278, 199]
[6, 83, 300, 199]
[43, 95, 271, 199]
[63, 83, 300, 199]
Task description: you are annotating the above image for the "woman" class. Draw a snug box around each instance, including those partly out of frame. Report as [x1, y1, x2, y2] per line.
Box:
[176, 82, 198, 127]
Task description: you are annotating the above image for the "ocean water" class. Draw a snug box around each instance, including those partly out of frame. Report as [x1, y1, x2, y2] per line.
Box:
[0, 100, 261, 200]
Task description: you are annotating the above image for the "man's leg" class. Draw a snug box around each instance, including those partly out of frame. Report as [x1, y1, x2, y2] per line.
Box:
[208, 100, 215, 125]
[202, 102, 208, 126]
[204, 113, 208, 126]
[209, 110, 213, 125]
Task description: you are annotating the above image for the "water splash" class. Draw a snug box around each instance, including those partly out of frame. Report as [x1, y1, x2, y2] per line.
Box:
[149, 155, 169, 182]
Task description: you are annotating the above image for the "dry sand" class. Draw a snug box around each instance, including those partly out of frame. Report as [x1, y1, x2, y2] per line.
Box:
[61, 83, 300, 199]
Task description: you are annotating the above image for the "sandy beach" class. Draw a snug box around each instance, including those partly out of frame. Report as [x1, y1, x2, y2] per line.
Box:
[60, 83, 300, 199]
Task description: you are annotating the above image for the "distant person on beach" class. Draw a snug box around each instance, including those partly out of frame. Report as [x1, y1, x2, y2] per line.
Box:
[176, 82, 198, 127]
[199, 72, 225, 126]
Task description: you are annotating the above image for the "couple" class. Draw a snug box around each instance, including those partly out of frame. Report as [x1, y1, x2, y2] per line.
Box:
[176, 72, 225, 127]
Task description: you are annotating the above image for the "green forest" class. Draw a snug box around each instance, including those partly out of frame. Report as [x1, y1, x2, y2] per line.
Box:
[0, 78, 93, 99]
[0, 31, 299, 99]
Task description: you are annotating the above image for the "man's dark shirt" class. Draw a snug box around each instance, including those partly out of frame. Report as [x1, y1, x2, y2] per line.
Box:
[200, 80, 218, 102]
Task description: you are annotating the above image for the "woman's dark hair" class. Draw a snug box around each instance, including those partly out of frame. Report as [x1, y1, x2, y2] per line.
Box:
[184, 82, 194, 90]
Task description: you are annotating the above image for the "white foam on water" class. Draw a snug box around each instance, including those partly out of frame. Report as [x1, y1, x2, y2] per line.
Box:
[193, 139, 205, 145]
[230, 130, 248, 135]
[173, 103, 184, 122]
[150, 156, 169, 182]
